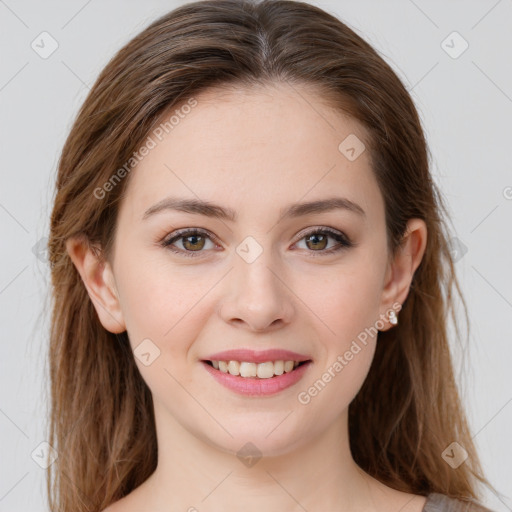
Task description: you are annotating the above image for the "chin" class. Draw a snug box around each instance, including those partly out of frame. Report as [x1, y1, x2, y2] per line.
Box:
[203, 419, 310, 460]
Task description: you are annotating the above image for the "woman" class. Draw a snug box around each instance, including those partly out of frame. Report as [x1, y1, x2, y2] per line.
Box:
[47, 1, 498, 510]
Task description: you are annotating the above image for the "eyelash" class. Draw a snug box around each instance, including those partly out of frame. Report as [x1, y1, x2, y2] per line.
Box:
[161, 227, 353, 259]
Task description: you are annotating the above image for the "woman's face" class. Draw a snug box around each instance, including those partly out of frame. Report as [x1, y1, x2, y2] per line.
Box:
[105, 83, 405, 455]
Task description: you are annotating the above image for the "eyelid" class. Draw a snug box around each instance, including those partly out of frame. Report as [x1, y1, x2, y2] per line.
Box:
[161, 225, 354, 257]
[161, 227, 221, 248]
[294, 225, 349, 243]
[292, 226, 354, 255]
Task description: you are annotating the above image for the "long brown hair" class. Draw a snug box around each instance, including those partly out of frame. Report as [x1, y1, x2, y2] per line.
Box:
[47, 1, 496, 510]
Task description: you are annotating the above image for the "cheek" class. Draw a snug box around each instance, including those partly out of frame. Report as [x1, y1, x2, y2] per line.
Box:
[116, 244, 385, 349]
[294, 261, 383, 399]
[115, 263, 210, 399]
[298, 262, 384, 343]
[114, 251, 219, 357]
[295, 273, 381, 421]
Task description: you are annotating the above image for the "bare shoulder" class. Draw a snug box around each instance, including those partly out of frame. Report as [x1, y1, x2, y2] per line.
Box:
[364, 478, 428, 512]
[423, 492, 496, 512]
[101, 501, 121, 512]
[100, 493, 136, 512]
[386, 490, 428, 512]
[99, 476, 156, 512]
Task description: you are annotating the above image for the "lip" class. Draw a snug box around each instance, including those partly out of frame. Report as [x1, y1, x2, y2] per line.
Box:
[201, 359, 312, 396]
[203, 349, 311, 364]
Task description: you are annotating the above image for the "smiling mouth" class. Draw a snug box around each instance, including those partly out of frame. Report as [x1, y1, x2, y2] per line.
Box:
[203, 359, 311, 379]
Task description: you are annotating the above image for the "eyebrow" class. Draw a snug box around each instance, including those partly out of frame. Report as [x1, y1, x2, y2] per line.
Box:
[142, 196, 366, 222]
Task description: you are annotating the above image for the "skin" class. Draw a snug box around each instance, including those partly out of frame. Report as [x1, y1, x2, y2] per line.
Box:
[67, 82, 428, 512]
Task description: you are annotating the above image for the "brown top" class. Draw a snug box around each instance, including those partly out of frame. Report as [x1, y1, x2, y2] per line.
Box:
[423, 493, 495, 512]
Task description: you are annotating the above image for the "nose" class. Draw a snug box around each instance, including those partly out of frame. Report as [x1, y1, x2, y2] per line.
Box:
[218, 251, 295, 332]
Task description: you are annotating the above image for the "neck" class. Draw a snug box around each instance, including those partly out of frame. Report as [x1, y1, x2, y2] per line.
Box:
[139, 402, 383, 512]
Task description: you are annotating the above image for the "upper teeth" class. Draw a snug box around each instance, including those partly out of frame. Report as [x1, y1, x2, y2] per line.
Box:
[211, 360, 300, 378]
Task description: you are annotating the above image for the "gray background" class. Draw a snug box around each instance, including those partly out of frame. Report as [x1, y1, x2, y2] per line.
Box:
[0, 0, 511, 510]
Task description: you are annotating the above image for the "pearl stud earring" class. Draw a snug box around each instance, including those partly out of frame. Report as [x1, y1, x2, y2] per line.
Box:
[388, 310, 398, 325]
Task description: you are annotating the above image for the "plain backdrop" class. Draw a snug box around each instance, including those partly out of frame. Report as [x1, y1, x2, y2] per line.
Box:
[0, 1, 511, 510]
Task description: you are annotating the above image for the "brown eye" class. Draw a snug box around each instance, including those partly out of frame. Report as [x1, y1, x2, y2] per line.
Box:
[181, 234, 206, 251]
[162, 226, 353, 259]
[295, 228, 353, 255]
[304, 232, 328, 250]
[162, 228, 217, 257]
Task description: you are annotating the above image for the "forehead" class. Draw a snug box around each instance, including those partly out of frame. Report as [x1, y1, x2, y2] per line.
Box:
[120, 82, 383, 224]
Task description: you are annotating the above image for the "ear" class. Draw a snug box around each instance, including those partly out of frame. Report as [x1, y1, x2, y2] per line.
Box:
[378, 218, 427, 331]
[66, 236, 126, 334]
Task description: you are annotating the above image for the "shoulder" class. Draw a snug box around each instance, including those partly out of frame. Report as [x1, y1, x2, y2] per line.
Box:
[100, 487, 148, 512]
[100, 497, 128, 512]
[423, 492, 496, 512]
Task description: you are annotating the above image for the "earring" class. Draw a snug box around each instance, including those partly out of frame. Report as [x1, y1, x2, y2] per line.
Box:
[388, 310, 398, 325]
